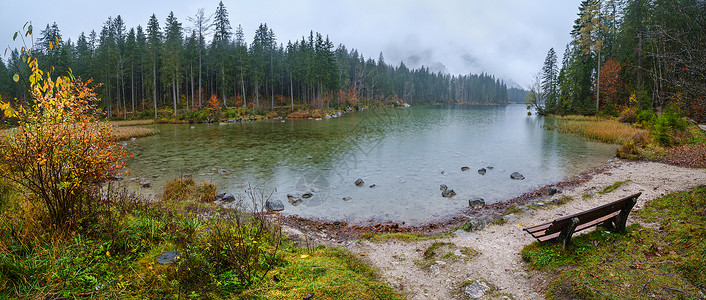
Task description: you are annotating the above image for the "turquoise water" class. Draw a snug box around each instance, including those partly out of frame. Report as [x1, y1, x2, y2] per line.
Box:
[124, 104, 617, 225]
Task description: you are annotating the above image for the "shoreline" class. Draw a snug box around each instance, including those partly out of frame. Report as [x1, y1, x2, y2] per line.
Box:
[278, 158, 625, 243]
[336, 159, 706, 299]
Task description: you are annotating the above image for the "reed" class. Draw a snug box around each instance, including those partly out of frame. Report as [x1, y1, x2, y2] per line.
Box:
[547, 115, 649, 144]
[113, 126, 158, 141]
[109, 119, 155, 127]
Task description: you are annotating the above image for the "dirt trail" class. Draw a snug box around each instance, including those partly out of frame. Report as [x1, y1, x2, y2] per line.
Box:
[342, 161, 706, 299]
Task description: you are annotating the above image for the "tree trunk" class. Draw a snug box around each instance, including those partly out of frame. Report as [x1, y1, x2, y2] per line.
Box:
[153, 57, 157, 119]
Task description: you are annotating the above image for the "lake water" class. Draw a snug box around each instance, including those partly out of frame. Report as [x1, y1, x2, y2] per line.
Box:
[123, 104, 617, 225]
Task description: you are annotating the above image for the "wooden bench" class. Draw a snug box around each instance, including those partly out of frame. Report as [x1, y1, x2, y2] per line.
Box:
[523, 192, 641, 249]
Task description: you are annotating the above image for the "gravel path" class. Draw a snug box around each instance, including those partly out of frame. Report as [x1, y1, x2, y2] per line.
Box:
[343, 161, 706, 299]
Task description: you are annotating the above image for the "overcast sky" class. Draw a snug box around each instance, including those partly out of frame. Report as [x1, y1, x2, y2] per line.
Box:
[1, 0, 581, 87]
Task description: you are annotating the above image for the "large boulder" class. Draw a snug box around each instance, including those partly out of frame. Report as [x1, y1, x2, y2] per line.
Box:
[354, 178, 365, 186]
[468, 197, 485, 209]
[266, 199, 285, 212]
[442, 189, 457, 198]
[510, 172, 525, 180]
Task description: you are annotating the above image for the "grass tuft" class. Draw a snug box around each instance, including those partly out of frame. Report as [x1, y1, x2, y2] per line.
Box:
[598, 180, 631, 194]
[547, 115, 649, 145]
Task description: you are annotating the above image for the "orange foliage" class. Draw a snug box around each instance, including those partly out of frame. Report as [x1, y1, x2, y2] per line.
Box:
[599, 58, 623, 108]
[0, 55, 126, 230]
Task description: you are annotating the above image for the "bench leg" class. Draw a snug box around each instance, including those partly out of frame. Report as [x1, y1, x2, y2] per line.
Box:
[557, 217, 580, 250]
[614, 197, 638, 233]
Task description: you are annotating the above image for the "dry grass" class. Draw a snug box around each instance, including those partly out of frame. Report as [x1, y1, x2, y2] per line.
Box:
[109, 119, 155, 127]
[547, 115, 649, 144]
[113, 126, 158, 141]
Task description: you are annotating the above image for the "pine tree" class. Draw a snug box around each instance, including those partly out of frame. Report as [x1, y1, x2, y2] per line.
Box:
[146, 14, 162, 118]
[541, 48, 558, 112]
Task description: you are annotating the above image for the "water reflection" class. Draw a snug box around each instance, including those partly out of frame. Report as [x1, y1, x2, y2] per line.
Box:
[124, 104, 617, 225]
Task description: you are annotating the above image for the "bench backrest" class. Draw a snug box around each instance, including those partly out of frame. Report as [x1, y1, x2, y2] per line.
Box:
[545, 192, 641, 235]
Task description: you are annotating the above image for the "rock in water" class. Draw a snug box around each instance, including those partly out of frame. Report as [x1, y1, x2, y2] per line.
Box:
[510, 172, 525, 180]
[461, 166, 470, 171]
[369, 184, 376, 188]
[221, 193, 235, 202]
[354, 178, 365, 186]
[287, 193, 301, 200]
[547, 186, 561, 195]
[440, 184, 448, 191]
[288, 198, 303, 206]
[442, 189, 457, 198]
[477, 168, 486, 175]
[301, 192, 313, 199]
[468, 197, 485, 208]
[266, 199, 285, 211]
[140, 180, 151, 188]
[342, 196, 352, 202]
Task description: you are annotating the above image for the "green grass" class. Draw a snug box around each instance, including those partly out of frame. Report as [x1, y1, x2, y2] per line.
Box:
[598, 180, 631, 194]
[521, 186, 706, 299]
[360, 232, 446, 243]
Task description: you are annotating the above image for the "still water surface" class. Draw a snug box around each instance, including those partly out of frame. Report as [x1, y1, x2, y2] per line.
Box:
[124, 104, 617, 225]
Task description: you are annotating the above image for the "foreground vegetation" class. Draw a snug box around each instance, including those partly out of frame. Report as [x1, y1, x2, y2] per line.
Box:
[0, 177, 401, 299]
[0, 52, 398, 298]
[522, 186, 706, 299]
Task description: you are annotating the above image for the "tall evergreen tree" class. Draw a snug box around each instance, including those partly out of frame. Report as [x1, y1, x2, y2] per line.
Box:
[146, 14, 162, 118]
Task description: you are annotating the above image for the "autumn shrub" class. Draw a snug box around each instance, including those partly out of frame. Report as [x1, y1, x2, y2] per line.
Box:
[618, 106, 637, 123]
[617, 132, 650, 160]
[0, 56, 125, 231]
[163, 177, 216, 203]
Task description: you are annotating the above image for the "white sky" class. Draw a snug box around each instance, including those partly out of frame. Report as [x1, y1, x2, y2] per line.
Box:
[0, 0, 581, 87]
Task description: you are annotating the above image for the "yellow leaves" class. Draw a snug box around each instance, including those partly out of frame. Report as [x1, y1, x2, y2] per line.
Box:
[106, 250, 111, 257]
[0, 98, 17, 118]
[300, 254, 310, 259]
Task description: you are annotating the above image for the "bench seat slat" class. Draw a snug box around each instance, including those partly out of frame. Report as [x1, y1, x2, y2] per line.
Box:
[523, 222, 552, 234]
[532, 211, 620, 242]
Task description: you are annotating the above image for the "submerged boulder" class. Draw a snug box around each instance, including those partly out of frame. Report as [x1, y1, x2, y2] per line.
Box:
[468, 197, 485, 209]
[510, 172, 525, 180]
[287, 193, 301, 201]
[266, 200, 285, 212]
[302, 192, 313, 199]
[442, 189, 457, 198]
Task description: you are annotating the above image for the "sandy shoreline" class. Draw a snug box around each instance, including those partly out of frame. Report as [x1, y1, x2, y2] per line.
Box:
[282, 160, 706, 299]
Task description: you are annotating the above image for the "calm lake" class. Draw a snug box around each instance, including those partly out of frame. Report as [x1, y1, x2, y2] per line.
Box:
[124, 104, 617, 225]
